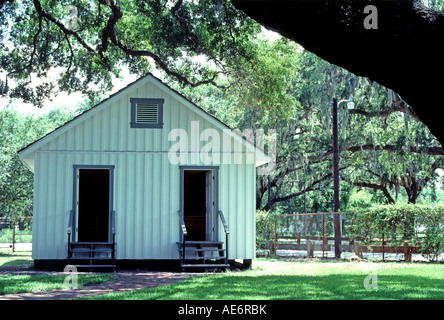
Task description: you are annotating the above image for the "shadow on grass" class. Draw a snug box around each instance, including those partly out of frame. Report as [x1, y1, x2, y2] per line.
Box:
[0, 274, 68, 295]
[0, 250, 32, 257]
[0, 251, 33, 270]
[0, 259, 33, 268]
[0, 273, 118, 295]
[87, 272, 444, 300]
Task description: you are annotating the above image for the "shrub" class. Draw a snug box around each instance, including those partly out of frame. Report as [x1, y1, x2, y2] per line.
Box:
[345, 204, 414, 244]
[415, 205, 444, 262]
[344, 203, 444, 261]
[256, 210, 276, 250]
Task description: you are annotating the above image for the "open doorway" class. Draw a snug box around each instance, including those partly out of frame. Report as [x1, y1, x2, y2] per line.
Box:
[182, 169, 217, 241]
[75, 167, 113, 242]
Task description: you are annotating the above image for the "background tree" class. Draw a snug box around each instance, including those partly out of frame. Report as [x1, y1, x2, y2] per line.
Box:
[262, 51, 444, 209]
[233, 0, 444, 146]
[2, 0, 442, 146]
[1, 1, 442, 221]
[0, 104, 87, 219]
[0, 0, 261, 106]
[176, 40, 443, 211]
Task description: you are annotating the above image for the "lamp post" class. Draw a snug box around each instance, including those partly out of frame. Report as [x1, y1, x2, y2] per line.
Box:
[332, 96, 354, 258]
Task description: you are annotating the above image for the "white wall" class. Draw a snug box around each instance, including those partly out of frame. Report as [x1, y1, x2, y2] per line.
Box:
[30, 76, 257, 260]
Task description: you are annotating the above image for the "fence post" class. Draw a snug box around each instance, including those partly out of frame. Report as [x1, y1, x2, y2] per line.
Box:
[307, 239, 314, 258]
[382, 233, 385, 262]
[10, 217, 32, 253]
[322, 214, 325, 258]
[274, 218, 277, 255]
[404, 241, 412, 262]
[353, 242, 363, 259]
[12, 220, 16, 253]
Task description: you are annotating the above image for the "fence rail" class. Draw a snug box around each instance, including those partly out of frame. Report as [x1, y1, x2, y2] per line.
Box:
[274, 212, 341, 258]
[275, 236, 420, 262]
[272, 212, 423, 261]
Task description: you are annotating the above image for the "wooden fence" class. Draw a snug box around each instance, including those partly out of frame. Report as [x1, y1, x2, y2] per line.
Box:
[273, 213, 421, 261]
[275, 235, 420, 262]
[355, 242, 421, 262]
[11, 217, 33, 252]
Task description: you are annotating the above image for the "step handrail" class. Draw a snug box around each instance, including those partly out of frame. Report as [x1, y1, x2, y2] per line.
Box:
[111, 211, 116, 261]
[111, 210, 116, 236]
[67, 210, 74, 263]
[178, 210, 188, 239]
[218, 210, 230, 265]
[178, 210, 187, 266]
[218, 210, 230, 234]
[68, 210, 74, 236]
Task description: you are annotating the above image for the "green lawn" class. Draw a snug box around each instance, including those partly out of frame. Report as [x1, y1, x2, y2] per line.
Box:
[2, 251, 443, 299]
[0, 250, 117, 295]
[82, 259, 444, 300]
[0, 250, 34, 269]
[0, 273, 117, 295]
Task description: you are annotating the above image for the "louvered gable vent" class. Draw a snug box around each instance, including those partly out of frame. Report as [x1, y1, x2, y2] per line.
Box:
[136, 103, 158, 124]
[130, 98, 164, 128]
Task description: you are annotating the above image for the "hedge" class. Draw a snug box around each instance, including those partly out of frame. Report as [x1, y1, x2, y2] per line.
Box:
[256, 210, 276, 251]
[344, 203, 444, 261]
[256, 204, 444, 261]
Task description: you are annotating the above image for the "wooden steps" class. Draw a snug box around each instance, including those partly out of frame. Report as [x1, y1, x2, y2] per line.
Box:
[68, 242, 116, 272]
[177, 241, 230, 271]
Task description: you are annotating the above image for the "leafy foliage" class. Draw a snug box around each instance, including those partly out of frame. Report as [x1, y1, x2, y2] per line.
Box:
[255, 210, 276, 250]
[0, 0, 262, 106]
[415, 206, 444, 261]
[345, 204, 444, 261]
[345, 189, 373, 211]
[0, 104, 84, 218]
[176, 37, 443, 211]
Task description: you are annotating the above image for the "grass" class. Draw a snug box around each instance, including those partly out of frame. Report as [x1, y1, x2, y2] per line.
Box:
[0, 250, 117, 295]
[0, 250, 34, 269]
[81, 258, 444, 300]
[1, 250, 443, 299]
[0, 273, 117, 295]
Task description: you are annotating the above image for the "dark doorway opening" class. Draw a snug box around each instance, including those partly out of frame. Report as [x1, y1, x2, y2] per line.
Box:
[77, 169, 110, 242]
[183, 170, 207, 241]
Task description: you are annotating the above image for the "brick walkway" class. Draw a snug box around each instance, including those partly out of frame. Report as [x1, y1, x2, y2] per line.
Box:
[0, 270, 191, 300]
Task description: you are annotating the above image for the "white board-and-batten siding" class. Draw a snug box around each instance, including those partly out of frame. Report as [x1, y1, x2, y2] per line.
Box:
[25, 75, 259, 261]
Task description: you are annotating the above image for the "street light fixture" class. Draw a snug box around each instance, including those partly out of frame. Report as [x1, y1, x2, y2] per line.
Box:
[338, 96, 355, 110]
[347, 96, 355, 110]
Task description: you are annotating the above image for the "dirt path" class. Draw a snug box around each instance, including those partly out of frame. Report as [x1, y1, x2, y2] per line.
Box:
[0, 270, 191, 300]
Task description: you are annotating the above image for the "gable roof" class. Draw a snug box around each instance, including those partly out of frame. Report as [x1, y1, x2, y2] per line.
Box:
[19, 73, 271, 170]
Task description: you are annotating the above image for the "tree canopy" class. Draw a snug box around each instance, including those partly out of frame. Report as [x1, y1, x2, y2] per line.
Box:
[0, 0, 443, 220]
[174, 39, 444, 210]
[0, 104, 85, 218]
[0, 0, 261, 106]
[232, 0, 444, 146]
[2, 0, 442, 147]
